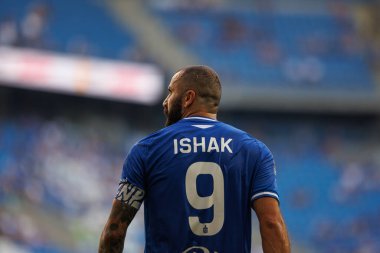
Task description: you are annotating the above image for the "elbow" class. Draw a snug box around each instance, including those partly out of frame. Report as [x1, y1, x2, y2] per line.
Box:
[261, 216, 284, 231]
[260, 216, 290, 247]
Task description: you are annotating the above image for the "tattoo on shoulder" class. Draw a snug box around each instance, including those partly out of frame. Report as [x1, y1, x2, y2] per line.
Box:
[115, 180, 145, 210]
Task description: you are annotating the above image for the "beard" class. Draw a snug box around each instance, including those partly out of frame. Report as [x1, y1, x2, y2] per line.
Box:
[164, 97, 183, 127]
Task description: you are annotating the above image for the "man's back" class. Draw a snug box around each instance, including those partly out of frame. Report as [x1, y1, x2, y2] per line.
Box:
[122, 117, 279, 253]
[99, 65, 289, 253]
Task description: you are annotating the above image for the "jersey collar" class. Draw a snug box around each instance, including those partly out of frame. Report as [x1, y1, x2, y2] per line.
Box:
[183, 116, 217, 122]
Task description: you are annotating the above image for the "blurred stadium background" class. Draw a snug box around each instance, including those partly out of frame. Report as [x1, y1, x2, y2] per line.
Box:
[1, 0, 380, 252]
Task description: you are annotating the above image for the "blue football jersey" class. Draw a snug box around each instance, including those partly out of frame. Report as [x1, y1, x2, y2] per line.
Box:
[119, 116, 279, 253]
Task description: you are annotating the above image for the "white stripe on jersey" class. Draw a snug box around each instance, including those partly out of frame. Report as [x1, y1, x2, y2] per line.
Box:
[251, 191, 279, 201]
[191, 124, 214, 129]
[184, 117, 217, 122]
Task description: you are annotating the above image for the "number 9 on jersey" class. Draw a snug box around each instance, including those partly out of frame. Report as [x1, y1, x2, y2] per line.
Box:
[185, 162, 225, 236]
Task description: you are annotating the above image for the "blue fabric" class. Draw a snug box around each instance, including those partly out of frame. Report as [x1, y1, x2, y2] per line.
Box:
[121, 117, 278, 253]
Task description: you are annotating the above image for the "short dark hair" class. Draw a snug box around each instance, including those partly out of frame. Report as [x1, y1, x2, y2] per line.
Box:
[179, 65, 222, 107]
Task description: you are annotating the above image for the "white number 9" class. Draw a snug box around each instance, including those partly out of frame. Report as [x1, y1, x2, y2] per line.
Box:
[185, 162, 224, 236]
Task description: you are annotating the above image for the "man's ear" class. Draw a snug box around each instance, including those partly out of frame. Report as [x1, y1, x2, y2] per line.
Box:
[183, 90, 196, 108]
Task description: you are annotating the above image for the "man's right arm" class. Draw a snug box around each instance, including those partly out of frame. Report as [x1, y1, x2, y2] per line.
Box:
[252, 197, 291, 253]
[99, 178, 145, 253]
[98, 199, 138, 253]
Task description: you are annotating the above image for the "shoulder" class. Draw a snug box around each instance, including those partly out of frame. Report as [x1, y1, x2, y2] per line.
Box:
[216, 121, 250, 139]
[220, 121, 271, 155]
[220, 121, 265, 144]
[132, 124, 177, 147]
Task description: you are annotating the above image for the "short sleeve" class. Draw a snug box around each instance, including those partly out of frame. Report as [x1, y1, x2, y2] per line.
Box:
[115, 143, 146, 210]
[120, 142, 146, 191]
[251, 142, 279, 203]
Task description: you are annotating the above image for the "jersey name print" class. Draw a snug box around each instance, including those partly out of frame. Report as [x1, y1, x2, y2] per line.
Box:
[120, 117, 279, 253]
[173, 137, 233, 154]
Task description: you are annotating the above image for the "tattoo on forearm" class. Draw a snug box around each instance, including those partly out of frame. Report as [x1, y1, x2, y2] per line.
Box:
[110, 223, 119, 231]
[99, 203, 139, 253]
[99, 181, 144, 253]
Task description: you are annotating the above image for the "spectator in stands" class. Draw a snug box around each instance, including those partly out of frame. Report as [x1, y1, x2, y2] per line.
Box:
[283, 56, 325, 85]
[179, 0, 222, 11]
[253, 0, 275, 13]
[177, 21, 206, 46]
[20, 3, 51, 48]
[219, 16, 248, 47]
[149, 0, 222, 11]
[67, 36, 97, 56]
[120, 45, 152, 63]
[0, 16, 18, 46]
[255, 38, 282, 66]
[332, 162, 366, 203]
[355, 2, 380, 83]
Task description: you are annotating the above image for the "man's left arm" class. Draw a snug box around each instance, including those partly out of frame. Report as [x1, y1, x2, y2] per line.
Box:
[250, 141, 290, 252]
[98, 199, 138, 253]
[253, 197, 291, 253]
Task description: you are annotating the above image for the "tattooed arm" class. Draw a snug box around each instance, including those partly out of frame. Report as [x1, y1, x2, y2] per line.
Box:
[99, 180, 144, 253]
[98, 199, 138, 253]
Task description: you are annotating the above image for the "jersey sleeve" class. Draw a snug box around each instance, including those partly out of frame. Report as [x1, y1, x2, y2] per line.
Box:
[115, 142, 146, 210]
[120, 143, 146, 189]
[251, 142, 279, 203]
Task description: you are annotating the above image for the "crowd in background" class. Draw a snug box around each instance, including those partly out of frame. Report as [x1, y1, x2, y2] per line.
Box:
[1, 0, 380, 86]
[1, 0, 380, 252]
[154, 0, 378, 87]
[0, 114, 145, 253]
[0, 2, 52, 49]
[0, 1, 150, 62]
[0, 112, 379, 253]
